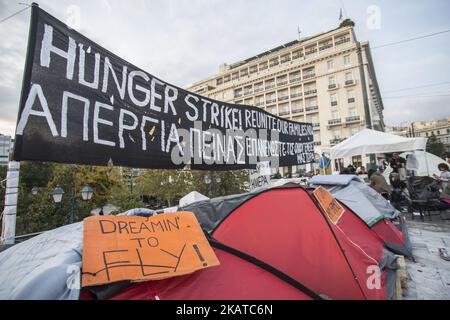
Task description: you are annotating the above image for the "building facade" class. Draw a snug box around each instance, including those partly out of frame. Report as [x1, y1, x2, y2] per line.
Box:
[388, 117, 450, 154]
[0, 135, 12, 166]
[186, 25, 385, 174]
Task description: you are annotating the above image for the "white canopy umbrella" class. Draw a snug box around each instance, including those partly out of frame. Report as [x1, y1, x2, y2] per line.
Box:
[330, 129, 427, 159]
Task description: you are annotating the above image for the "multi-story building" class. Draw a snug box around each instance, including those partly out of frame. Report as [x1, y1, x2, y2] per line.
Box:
[388, 117, 450, 154]
[186, 25, 385, 174]
[0, 135, 12, 166]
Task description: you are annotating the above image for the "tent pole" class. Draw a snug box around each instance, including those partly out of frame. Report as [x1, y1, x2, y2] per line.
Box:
[424, 150, 430, 177]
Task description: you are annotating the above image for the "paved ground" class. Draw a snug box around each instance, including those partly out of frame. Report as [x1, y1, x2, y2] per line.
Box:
[403, 213, 450, 300]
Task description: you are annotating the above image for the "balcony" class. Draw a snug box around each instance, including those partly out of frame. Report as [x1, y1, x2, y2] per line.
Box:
[345, 79, 356, 86]
[266, 84, 276, 90]
[319, 44, 333, 51]
[335, 38, 350, 46]
[314, 141, 322, 146]
[305, 105, 319, 112]
[269, 61, 279, 67]
[279, 110, 290, 116]
[344, 116, 362, 126]
[303, 73, 315, 80]
[292, 52, 303, 59]
[312, 123, 320, 130]
[266, 99, 276, 105]
[290, 92, 302, 99]
[243, 90, 253, 96]
[330, 138, 344, 146]
[331, 101, 338, 107]
[255, 101, 265, 107]
[254, 87, 264, 93]
[277, 80, 288, 86]
[234, 93, 242, 98]
[290, 77, 301, 83]
[327, 119, 342, 128]
[348, 97, 355, 103]
[292, 108, 304, 114]
[305, 48, 317, 55]
[305, 89, 317, 96]
[278, 95, 289, 101]
[328, 84, 338, 90]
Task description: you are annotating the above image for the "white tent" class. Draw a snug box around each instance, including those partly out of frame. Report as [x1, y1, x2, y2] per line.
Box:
[382, 151, 445, 179]
[330, 129, 427, 159]
[178, 191, 209, 207]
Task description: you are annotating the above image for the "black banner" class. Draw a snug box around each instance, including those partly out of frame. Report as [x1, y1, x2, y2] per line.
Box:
[13, 5, 314, 170]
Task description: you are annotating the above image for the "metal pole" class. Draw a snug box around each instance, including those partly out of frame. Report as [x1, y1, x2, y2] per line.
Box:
[70, 189, 76, 224]
[1, 161, 20, 244]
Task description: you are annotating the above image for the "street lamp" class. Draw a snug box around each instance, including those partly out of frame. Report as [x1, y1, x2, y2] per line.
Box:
[31, 186, 39, 195]
[81, 185, 94, 201]
[52, 186, 64, 203]
[204, 174, 221, 196]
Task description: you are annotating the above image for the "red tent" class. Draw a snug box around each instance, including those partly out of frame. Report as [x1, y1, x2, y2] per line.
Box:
[83, 185, 397, 300]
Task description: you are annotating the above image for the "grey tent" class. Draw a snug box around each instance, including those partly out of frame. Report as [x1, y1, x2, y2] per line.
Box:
[0, 208, 154, 300]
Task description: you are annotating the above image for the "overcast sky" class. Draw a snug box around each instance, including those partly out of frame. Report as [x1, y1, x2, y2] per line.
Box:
[1, 0, 449, 136]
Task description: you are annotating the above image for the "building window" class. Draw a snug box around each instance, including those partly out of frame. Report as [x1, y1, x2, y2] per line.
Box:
[345, 72, 353, 82]
[344, 55, 351, 65]
[329, 75, 336, 85]
[333, 130, 341, 139]
[330, 93, 338, 106]
[348, 107, 357, 117]
[292, 50, 302, 59]
[307, 98, 317, 107]
[347, 89, 355, 100]
[289, 71, 301, 83]
[327, 60, 334, 70]
[269, 58, 279, 67]
[331, 110, 340, 120]
[216, 78, 223, 85]
[279, 103, 289, 115]
[259, 62, 268, 70]
[266, 79, 275, 89]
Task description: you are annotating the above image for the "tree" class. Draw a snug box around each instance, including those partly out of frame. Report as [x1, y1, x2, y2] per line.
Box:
[136, 169, 250, 208]
[427, 133, 445, 157]
[16, 163, 126, 234]
[339, 18, 355, 28]
[190, 170, 249, 198]
[136, 169, 190, 207]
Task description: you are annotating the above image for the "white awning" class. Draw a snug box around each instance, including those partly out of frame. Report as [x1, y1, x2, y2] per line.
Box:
[330, 129, 427, 159]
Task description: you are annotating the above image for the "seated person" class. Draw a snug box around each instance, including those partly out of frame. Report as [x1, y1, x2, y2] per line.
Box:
[368, 169, 392, 196]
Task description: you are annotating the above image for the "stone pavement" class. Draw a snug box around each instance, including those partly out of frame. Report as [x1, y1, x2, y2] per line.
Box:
[403, 214, 450, 300]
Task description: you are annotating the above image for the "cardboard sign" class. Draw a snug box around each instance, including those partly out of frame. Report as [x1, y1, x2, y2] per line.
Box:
[312, 186, 345, 224]
[81, 212, 220, 287]
[249, 161, 271, 190]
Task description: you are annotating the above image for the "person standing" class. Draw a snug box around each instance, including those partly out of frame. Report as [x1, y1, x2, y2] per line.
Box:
[433, 163, 450, 193]
[390, 153, 407, 181]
